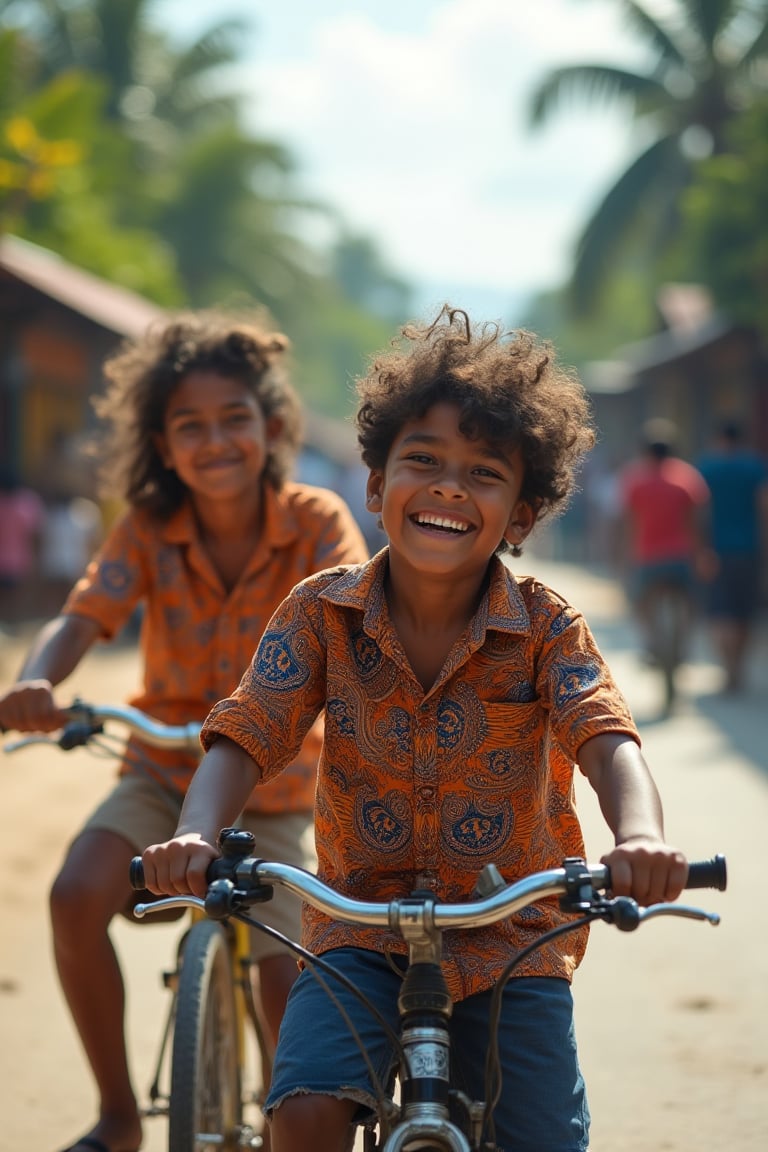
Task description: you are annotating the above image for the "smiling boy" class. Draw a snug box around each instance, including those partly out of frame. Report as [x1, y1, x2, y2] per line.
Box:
[142, 306, 687, 1152]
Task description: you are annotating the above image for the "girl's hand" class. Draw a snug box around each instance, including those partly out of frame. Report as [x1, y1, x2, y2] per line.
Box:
[602, 838, 688, 905]
[0, 680, 69, 733]
[141, 833, 219, 899]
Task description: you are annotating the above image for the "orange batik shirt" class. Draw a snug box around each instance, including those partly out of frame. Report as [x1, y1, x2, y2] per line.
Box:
[63, 483, 368, 812]
[201, 550, 640, 999]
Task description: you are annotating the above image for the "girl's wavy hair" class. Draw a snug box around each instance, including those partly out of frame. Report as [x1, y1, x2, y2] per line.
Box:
[93, 310, 303, 518]
[355, 305, 595, 524]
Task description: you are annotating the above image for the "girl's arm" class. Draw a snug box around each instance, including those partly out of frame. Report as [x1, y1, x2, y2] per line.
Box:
[578, 732, 687, 905]
[0, 614, 101, 731]
[142, 735, 261, 898]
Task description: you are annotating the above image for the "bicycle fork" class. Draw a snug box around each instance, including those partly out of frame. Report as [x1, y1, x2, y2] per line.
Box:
[380, 898, 486, 1152]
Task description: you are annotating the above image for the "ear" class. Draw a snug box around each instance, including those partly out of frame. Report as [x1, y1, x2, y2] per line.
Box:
[366, 470, 383, 514]
[504, 499, 538, 549]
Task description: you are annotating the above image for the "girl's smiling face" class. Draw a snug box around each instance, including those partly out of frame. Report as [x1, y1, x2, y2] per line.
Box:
[155, 370, 278, 505]
[366, 401, 536, 578]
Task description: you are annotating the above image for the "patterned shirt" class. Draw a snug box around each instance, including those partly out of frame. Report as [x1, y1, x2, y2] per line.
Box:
[201, 550, 639, 998]
[64, 482, 368, 811]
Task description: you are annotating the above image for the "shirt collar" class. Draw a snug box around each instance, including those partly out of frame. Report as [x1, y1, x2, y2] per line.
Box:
[320, 549, 531, 637]
[160, 484, 299, 551]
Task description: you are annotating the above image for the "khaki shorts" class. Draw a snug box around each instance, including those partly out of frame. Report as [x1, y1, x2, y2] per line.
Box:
[84, 772, 316, 961]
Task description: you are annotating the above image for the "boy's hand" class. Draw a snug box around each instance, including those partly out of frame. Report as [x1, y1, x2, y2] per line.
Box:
[142, 834, 219, 899]
[0, 680, 70, 733]
[601, 838, 688, 905]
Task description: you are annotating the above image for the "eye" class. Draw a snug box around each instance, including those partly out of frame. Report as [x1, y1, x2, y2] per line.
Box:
[172, 419, 202, 435]
[405, 452, 435, 465]
[472, 465, 505, 480]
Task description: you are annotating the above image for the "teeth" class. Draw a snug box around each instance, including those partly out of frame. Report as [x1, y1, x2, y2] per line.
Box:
[415, 514, 469, 532]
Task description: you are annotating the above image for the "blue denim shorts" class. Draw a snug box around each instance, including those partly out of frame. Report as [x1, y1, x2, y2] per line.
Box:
[266, 946, 590, 1152]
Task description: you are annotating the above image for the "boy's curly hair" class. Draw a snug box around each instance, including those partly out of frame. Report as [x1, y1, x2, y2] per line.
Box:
[355, 305, 595, 521]
[93, 310, 303, 518]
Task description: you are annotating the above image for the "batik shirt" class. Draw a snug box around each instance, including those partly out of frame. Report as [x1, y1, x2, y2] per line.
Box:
[201, 550, 639, 996]
[63, 482, 368, 812]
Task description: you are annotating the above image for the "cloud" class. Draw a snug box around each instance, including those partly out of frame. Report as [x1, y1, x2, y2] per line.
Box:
[237, 0, 648, 294]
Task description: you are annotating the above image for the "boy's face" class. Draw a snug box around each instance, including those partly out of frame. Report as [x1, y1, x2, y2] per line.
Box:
[155, 370, 279, 505]
[366, 401, 535, 576]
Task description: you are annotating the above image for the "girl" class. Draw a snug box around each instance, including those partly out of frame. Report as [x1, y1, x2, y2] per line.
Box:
[0, 311, 368, 1152]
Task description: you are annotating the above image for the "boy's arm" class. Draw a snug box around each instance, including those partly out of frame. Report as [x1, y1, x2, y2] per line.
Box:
[142, 735, 261, 898]
[578, 732, 687, 905]
[0, 614, 101, 732]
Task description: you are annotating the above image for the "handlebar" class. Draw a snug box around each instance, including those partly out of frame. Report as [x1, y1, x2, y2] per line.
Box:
[2, 699, 201, 754]
[130, 831, 726, 936]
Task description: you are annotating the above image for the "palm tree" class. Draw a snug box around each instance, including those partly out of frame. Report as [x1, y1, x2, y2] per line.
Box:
[1, 0, 245, 142]
[528, 0, 768, 312]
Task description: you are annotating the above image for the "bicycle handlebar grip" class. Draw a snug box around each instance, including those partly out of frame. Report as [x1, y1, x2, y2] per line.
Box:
[129, 856, 146, 890]
[686, 854, 727, 891]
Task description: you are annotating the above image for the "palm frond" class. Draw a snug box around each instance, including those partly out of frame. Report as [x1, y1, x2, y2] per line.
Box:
[569, 133, 687, 311]
[528, 64, 666, 127]
[171, 19, 249, 85]
[678, 0, 739, 49]
[619, 1, 690, 65]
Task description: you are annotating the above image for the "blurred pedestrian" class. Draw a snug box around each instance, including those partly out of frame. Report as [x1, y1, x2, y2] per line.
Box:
[0, 465, 44, 626]
[618, 418, 710, 664]
[697, 419, 768, 692]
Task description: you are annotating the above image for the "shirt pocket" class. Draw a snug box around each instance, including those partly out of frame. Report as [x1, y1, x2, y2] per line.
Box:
[471, 701, 544, 787]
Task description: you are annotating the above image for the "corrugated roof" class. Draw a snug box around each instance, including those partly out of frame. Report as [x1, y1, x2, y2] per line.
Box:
[0, 233, 164, 337]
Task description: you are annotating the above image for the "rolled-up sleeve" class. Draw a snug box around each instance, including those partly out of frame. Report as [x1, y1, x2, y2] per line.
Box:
[200, 586, 329, 782]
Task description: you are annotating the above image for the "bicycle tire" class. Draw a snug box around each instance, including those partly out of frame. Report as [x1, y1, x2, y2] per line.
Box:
[653, 584, 687, 713]
[168, 918, 242, 1152]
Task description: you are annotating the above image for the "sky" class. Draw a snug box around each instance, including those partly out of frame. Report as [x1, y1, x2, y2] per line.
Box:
[155, 0, 654, 322]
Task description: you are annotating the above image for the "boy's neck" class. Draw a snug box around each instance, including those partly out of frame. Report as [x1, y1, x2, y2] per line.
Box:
[385, 555, 490, 632]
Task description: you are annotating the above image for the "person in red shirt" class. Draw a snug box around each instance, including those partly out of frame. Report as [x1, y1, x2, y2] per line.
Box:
[142, 306, 687, 1152]
[0, 311, 368, 1152]
[619, 418, 710, 664]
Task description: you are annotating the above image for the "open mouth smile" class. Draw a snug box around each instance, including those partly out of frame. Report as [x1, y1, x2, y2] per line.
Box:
[412, 512, 472, 534]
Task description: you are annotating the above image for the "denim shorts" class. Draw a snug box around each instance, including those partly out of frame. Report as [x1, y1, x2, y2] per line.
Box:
[266, 946, 590, 1152]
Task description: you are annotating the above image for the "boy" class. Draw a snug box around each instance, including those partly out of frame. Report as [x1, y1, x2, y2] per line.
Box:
[143, 306, 687, 1152]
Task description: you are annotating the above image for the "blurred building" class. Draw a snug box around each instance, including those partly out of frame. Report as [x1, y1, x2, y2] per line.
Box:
[0, 234, 163, 500]
[585, 285, 768, 462]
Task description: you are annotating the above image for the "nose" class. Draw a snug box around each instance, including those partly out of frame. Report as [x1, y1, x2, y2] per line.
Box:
[202, 421, 228, 448]
[429, 465, 467, 500]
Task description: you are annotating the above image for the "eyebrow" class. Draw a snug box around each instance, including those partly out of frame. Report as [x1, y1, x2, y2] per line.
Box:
[401, 431, 513, 466]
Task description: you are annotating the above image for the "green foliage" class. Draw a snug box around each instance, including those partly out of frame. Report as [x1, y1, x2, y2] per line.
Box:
[679, 98, 768, 336]
[0, 1, 414, 418]
[527, 0, 768, 319]
[521, 276, 656, 374]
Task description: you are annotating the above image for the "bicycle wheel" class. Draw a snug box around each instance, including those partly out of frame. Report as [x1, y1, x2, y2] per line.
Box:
[169, 918, 243, 1152]
[653, 584, 688, 714]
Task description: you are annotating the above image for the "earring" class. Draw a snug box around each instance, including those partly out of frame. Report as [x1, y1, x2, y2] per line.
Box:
[510, 543, 523, 557]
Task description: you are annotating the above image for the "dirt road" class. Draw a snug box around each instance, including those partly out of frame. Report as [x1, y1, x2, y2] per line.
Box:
[0, 561, 765, 1151]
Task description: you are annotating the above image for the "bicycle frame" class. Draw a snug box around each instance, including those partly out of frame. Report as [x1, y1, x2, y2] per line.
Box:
[132, 841, 726, 1152]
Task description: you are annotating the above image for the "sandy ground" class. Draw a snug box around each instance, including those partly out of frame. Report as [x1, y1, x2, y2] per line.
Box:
[0, 559, 766, 1152]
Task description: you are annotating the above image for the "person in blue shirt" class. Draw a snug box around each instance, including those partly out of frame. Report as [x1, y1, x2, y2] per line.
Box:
[697, 420, 768, 692]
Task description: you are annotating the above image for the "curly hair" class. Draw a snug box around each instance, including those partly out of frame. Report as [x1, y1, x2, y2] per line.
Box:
[93, 310, 303, 518]
[355, 305, 595, 522]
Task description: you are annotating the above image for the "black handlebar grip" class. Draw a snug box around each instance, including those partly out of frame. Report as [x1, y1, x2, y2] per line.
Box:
[129, 856, 146, 890]
[686, 855, 727, 891]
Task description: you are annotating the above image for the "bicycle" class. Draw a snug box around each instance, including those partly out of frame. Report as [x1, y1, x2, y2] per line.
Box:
[2, 700, 272, 1152]
[130, 833, 727, 1152]
[643, 576, 694, 715]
